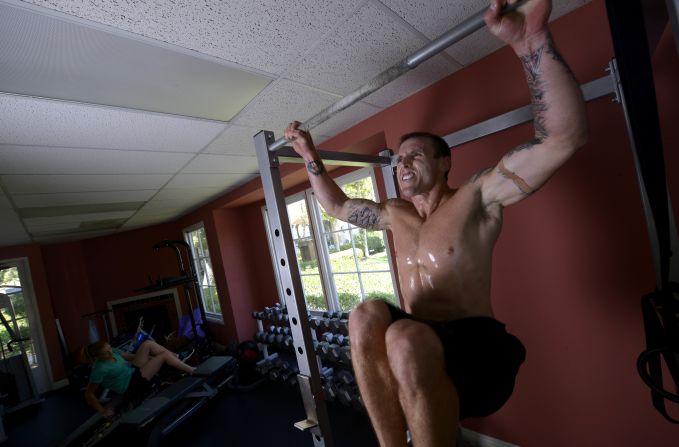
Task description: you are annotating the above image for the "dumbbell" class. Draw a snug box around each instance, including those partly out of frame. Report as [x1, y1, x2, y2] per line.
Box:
[255, 353, 279, 374]
[336, 384, 354, 407]
[327, 344, 342, 362]
[323, 381, 338, 403]
[319, 332, 334, 343]
[329, 319, 350, 335]
[309, 317, 322, 329]
[339, 346, 352, 364]
[282, 335, 294, 348]
[332, 334, 350, 346]
[255, 331, 266, 343]
[352, 392, 365, 412]
[320, 366, 334, 380]
[335, 370, 355, 385]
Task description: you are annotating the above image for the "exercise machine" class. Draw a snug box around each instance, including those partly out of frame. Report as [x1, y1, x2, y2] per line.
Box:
[59, 355, 236, 447]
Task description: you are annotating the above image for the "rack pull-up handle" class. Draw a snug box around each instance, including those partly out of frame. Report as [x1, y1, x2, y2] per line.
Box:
[268, 0, 525, 152]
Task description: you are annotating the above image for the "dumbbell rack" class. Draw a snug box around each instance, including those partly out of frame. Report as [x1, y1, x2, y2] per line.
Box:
[252, 307, 365, 412]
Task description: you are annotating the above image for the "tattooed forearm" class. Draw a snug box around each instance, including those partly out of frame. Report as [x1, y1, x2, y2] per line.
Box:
[306, 159, 325, 176]
[520, 44, 548, 141]
[347, 205, 380, 229]
[546, 34, 576, 80]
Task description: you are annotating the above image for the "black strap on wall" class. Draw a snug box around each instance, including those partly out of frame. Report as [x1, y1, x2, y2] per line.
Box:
[605, 0, 679, 423]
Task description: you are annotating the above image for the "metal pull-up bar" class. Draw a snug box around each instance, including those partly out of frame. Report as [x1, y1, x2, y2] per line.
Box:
[267, 0, 525, 152]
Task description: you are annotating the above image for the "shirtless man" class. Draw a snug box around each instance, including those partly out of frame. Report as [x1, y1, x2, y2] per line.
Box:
[285, 0, 588, 445]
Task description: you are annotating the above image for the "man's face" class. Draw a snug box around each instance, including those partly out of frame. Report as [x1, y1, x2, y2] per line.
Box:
[396, 138, 448, 198]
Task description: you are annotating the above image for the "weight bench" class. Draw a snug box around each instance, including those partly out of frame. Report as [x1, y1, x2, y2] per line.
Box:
[121, 356, 235, 433]
[60, 356, 235, 447]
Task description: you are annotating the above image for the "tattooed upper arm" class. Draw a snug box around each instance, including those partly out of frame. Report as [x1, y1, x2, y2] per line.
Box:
[344, 199, 387, 230]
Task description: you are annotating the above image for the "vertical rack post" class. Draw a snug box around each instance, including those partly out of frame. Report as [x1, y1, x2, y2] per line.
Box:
[254, 130, 334, 447]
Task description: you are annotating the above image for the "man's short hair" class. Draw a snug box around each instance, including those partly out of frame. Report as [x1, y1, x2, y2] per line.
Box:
[399, 132, 450, 159]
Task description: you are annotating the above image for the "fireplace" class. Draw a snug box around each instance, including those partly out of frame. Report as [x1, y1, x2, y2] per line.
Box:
[107, 289, 182, 342]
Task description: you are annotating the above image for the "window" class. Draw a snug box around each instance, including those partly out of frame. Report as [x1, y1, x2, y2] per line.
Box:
[264, 168, 398, 312]
[183, 223, 222, 320]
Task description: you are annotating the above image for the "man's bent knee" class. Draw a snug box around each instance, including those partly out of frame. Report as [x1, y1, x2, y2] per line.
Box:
[349, 300, 392, 351]
[385, 320, 446, 388]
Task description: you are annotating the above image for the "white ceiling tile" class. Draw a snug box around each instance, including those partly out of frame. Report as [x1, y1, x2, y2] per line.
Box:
[0, 212, 31, 246]
[232, 79, 340, 134]
[313, 101, 382, 140]
[165, 173, 253, 190]
[0, 146, 193, 175]
[31, 229, 115, 243]
[23, 211, 135, 227]
[381, 0, 591, 66]
[0, 3, 271, 122]
[363, 53, 460, 108]
[153, 187, 224, 202]
[182, 155, 259, 175]
[13, 190, 156, 208]
[24, 221, 81, 232]
[1, 174, 172, 194]
[22, 0, 365, 75]
[380, 0, 483, 41]
[204, 125, 263, 156]
[0, 94, 225, 153]
[0, 193, 11, 209]
[140, 199, 193, 210]
[122, 211, 181, 230]
[287, 2, 427, 95]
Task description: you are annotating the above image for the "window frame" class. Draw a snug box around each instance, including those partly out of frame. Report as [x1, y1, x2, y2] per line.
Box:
[262, 167, 399, 314]
[182, 222, 224, 323]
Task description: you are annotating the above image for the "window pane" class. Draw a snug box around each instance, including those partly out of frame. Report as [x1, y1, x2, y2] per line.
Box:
[334, 273, 361, 311]
[357, 232, 389, 271]
[328, 230, 358, 273]
[288, 199, 311, 239]
[301, 275, 326, 311]
[361, 272, 397, 305]
[199, 229, 209, 257]
[295, 238, 319, 274]
[191, 232, 200, 252]
[210, 287, 221, 314]
[340, 176, 376, 201]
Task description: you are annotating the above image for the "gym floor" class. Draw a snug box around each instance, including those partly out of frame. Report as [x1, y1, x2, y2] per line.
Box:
[3, 380, 379, 447]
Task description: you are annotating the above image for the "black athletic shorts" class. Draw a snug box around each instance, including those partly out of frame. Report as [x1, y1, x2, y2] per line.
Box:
[124, 368, 152, 405]
[384, 302, 526, 419]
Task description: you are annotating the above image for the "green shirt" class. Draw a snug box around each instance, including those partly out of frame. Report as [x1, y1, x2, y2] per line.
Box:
[89, 348, 134, 395]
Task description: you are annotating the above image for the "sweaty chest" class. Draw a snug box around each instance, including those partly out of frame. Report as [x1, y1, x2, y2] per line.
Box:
[393, 198, 482, 271]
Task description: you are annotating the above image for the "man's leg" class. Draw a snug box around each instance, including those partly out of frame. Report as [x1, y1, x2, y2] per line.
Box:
[386, 319, 459, 447]
[349, 301, 407, 447]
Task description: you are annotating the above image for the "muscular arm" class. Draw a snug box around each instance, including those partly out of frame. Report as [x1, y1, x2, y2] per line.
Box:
[284, 122, 391, 230]
[480, 0, 588, 207]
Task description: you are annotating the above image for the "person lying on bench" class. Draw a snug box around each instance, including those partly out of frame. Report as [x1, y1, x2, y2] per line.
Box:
[82, 340, 195, 417]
